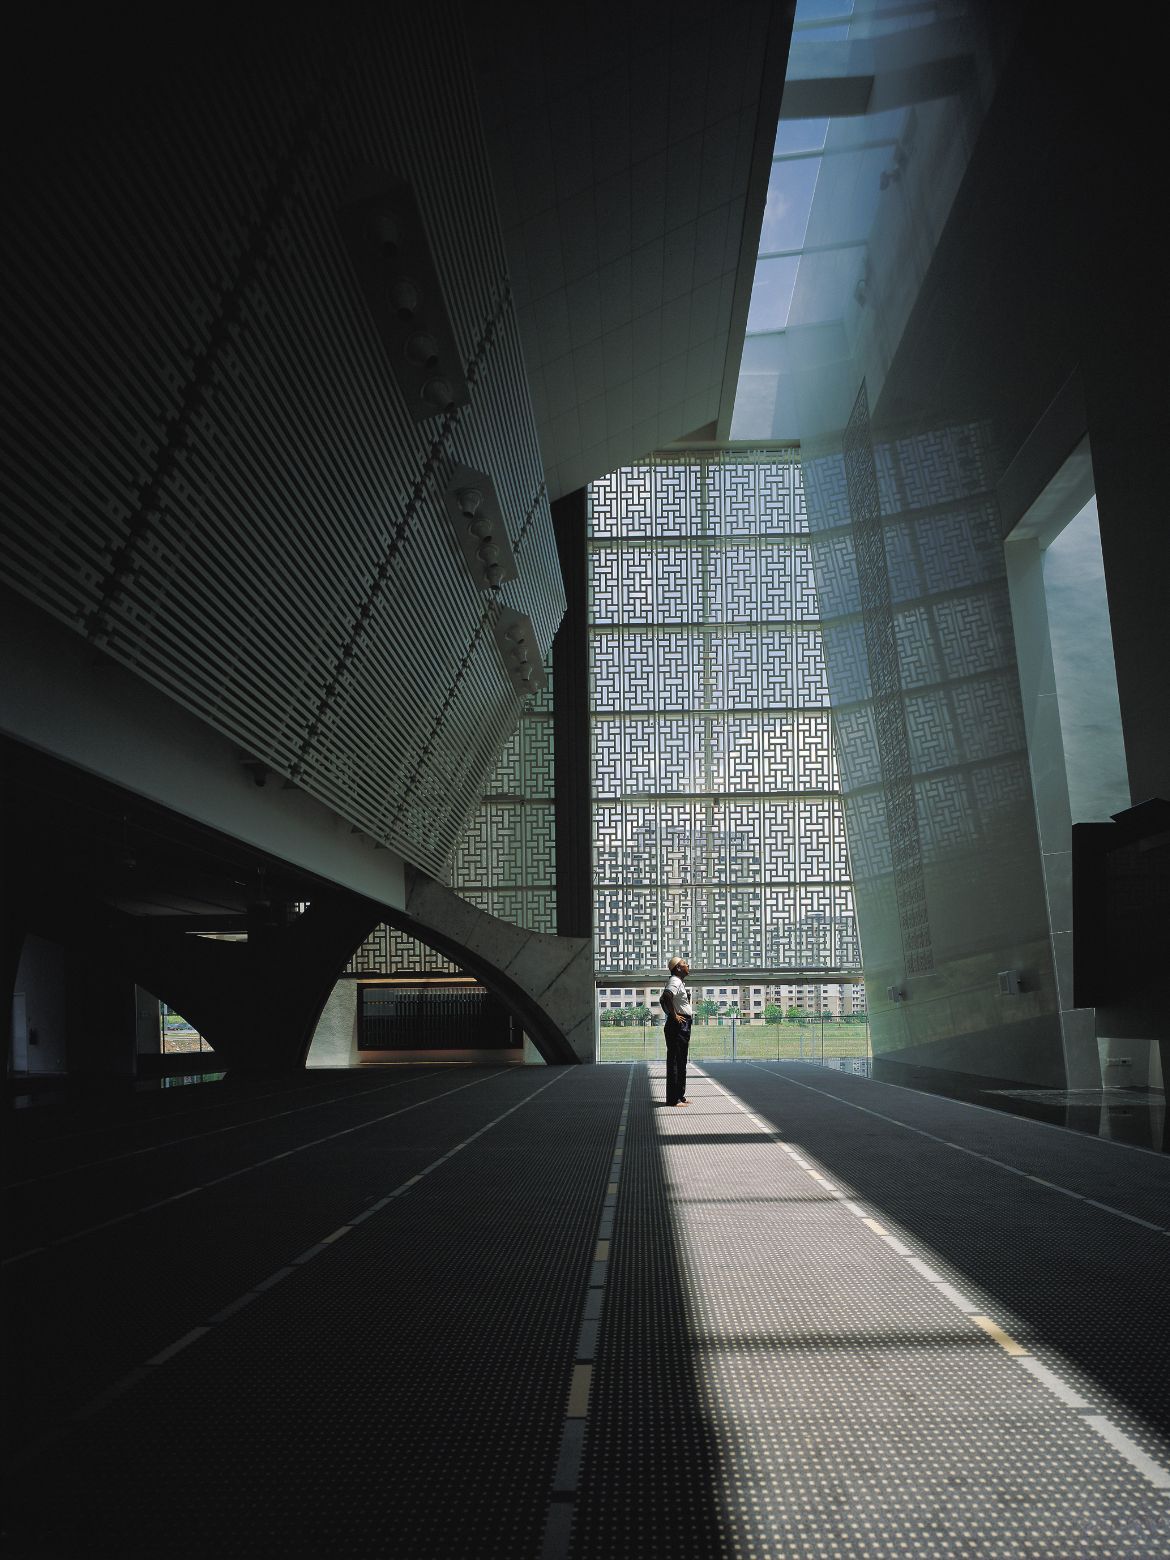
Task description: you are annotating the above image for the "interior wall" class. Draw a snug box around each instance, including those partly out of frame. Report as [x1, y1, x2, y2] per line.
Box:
[786, 10, 1167, 1088]
[1043, 500, 1130, 827]
[865, 14, 1168, 808]
[1005, 534, 1098, 1087]
[135, 987, 163, 1057]
[1008, 492, 1156, 1087]
[803, 405, 1061, 1089]
[11, 935, 67, 1076]
[305, 980, 526, 1068]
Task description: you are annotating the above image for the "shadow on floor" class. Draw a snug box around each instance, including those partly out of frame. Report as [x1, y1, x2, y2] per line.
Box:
[709, 1063, 1170, 1457]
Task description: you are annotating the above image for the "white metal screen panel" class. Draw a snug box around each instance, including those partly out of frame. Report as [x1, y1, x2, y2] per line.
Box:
[588, 450, 858, 978]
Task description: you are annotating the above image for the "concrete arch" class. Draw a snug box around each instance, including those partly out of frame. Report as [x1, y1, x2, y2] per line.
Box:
[13, 889, 381, 1074]
[372, 870, 594, 1065]
[8, 868, 593, 1072]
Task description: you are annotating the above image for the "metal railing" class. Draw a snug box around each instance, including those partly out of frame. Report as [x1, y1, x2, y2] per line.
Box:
[597, 1016, 871, 1069]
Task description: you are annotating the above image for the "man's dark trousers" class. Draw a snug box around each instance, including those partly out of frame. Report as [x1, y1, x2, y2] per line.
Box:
[664, 1017, 690, 1105]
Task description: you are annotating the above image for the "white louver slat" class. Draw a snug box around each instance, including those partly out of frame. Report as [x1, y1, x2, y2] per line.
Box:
[0, 4, 565, 880]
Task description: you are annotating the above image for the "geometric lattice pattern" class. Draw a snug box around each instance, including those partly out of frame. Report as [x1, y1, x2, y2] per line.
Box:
[802, 408, 1036, 995]
[452, 674, 556, 934]
[348, 676, 557, 976]
[347, 925, 459, 978]
[843, 383, 933, 975]
[588, 451, 858, 978]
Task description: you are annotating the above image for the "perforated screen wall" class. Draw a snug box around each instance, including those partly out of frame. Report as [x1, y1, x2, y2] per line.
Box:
[588, 450, 858, 979]
[801, 409, 1049, 1030]
[349, 672, 556, 976]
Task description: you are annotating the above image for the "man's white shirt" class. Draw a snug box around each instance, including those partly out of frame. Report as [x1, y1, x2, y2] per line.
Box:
[663, 974, 693, 1018]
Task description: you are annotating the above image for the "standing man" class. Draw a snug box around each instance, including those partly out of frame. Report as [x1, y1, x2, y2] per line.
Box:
[661, 956, 694, 1106]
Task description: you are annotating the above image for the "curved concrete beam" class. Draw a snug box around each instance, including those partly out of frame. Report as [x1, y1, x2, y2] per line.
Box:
[374, 869, 595, 1065]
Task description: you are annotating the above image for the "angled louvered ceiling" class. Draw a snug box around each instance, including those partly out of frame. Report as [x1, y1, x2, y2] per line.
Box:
[0, 4, 564, 880]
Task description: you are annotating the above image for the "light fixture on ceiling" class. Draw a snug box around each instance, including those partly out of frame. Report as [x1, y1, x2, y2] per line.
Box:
[493, 609, 545, 695]
[421, 376, 455, 410]
[404, 330, 439, 367]
[388, 276, 420, 318]
[369, 213, 401, 251]
[337, 174, 469, 424]
[442, 466, 518, 593]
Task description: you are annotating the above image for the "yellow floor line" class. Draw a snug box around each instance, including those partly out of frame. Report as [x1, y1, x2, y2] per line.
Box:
[971, 1314, 1029, 1356]
[566, 1363, 592, 1418]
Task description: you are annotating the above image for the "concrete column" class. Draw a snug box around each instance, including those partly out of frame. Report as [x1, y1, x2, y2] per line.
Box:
[135, 986, 161, 1057]
[551, 488, 593, 942]
[66, 955, 137, 1077]
[16, 887, 377, 1074]
[123, 896, 379, 1072]
[10, 933, 67, 1076]
[2, 903, 25, 1063]
[1004, 537, 1098, 1089]
[305, 980, 359, 1068]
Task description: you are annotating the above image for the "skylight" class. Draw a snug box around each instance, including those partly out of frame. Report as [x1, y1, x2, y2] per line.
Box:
[731, 0, 981, 441]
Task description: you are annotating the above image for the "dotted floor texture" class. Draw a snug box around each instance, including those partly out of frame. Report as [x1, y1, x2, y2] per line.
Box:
[573, 1065, 1170, 1559]
[4, 1061, 1169, 1557]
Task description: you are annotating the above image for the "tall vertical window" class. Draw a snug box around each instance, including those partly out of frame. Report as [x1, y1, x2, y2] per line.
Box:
[588, 450, 858, 978]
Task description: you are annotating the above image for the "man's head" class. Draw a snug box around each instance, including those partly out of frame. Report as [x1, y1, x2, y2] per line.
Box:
[668, 956, 690, 977]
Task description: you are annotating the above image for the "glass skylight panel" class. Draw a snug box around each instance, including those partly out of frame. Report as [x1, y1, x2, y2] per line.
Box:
[746, 256, 801, 333]
[793, 22, 853, 43]
[793, 0, 854, 22]
[774, 118, 829, 157]
[730, 334, 793, 441]
[759, 155, 822, 253]
[733, 0, 991, 440]
[787, 244, 866, 329]
[791, 0, 941, 44]
[801, 140, 890, 251]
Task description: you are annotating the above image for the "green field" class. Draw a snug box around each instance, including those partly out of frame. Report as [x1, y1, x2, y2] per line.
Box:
[597, 1020, 871, 1065]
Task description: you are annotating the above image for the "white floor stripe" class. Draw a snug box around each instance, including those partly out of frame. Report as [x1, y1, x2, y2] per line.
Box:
[6, 1069, 448, 1190]
[1084, 1417, 1170, 1490]
[935, 1282, 980, 1314]
[541, 1065, 635, 1560]
[906, 1256, 946, 1284]
[3, 1070, 507, 1264]
[13, 1066, 573, 1463]
[1016, 1356, 1092, 1409]
[739, 1063, 1170, 1236]
[706, 1064, 1170, 1495]
[147, 1327, 210, 1366]
[252, 1267, 295, 1292]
